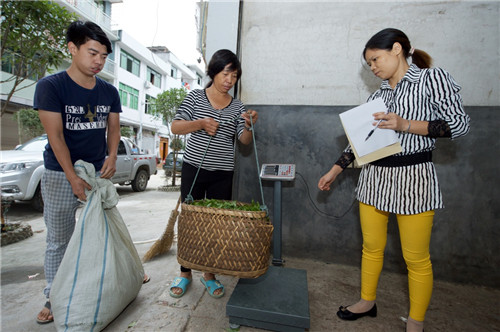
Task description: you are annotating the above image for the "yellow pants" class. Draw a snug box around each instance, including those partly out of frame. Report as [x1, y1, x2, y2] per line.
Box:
[359, 202, 434, 321]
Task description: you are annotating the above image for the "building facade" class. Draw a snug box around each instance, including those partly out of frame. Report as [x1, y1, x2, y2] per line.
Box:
[114, 32, 202, 160]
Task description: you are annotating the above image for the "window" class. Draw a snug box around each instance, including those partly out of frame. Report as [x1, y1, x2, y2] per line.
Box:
[170, 66, 178, 78]
[120, 50, 140, 76]
[117, 140, 127, 155]
[197, 74, 202, 86]
[145, 94, 156, 114]
[1, 50, 41, 81]
[147, 67, 161, 88]
[119, 82, 139, 110]
[1, 52, 14, 74]
[126, 138, 141, 155]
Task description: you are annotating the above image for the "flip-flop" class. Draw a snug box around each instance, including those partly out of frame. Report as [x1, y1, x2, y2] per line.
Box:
[36, 301, 54, 324]
[169, 277, 191, 298]
[143, 274, 151, 284]
[200, 277, 225, 299]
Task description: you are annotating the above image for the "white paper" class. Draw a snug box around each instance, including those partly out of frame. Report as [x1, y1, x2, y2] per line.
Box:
[339, 98, 400, 157]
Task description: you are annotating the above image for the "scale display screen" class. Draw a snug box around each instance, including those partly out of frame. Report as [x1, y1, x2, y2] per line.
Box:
[260, 164, 296, 181]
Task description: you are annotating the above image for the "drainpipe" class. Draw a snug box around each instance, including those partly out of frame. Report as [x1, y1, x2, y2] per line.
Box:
[234, 0, 244, 100]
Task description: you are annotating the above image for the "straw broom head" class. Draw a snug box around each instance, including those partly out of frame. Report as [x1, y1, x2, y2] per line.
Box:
[143, 197, 180, 262]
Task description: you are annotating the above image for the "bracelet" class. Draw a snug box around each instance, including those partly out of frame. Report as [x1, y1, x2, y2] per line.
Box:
[405, 120, 411, 133]
[244, 126, 253, 131]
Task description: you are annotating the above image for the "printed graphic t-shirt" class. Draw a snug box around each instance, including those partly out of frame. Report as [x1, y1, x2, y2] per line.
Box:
[34, 71, 122, 171]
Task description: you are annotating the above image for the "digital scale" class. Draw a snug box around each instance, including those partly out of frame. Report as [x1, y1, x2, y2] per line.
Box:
[226, 164, 310, 332]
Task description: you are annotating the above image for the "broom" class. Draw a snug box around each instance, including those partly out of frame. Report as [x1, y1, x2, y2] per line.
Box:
[142, 196, 181, 262]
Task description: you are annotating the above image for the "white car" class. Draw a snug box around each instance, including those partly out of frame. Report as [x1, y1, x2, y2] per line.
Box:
[0, 135, 47, 211]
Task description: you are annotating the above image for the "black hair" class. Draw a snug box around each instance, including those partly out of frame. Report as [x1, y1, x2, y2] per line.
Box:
[206, 49, 242, 88]
[362, 28, 432, 69]
[66, 21, 112, 54]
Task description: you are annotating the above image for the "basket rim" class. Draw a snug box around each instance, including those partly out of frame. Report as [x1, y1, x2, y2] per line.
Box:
[181, 201, 268, 218]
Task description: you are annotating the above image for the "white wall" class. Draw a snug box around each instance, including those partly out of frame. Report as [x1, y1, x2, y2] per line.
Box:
[239, 1, 499, 106]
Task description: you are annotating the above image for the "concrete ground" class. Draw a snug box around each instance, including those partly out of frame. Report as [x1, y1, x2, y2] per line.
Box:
[1, 172, 499, 332]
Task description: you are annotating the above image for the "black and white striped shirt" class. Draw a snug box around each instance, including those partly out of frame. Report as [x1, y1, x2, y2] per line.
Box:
[353, 64, 470, 214]
[174, 89, 246, 171]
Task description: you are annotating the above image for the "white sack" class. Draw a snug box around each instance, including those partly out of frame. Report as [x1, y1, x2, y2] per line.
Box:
[51, 160, 144, 332]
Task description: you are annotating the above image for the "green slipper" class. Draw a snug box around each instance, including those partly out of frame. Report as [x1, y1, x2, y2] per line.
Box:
[169, 277, 191, 298]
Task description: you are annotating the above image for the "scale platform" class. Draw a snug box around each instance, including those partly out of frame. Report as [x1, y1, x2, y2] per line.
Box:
[226, 266, 310, 332]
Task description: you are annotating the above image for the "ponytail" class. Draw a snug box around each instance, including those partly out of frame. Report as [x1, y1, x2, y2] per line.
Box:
[411, 49, 433, 69]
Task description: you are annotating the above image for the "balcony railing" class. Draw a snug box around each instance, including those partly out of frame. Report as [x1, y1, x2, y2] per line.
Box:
[59, 0, 118, 39]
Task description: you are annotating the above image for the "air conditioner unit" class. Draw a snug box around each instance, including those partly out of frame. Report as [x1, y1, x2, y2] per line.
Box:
[144, 81, 152, 89]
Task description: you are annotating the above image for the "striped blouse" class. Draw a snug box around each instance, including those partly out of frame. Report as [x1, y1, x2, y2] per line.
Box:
[349, 64, 470, 214]
[173, 89, 247, 172]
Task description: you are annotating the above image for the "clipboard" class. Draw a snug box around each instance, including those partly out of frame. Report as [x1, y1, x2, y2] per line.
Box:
[339, 98, 402, 166]
[343, 129, 402, 166]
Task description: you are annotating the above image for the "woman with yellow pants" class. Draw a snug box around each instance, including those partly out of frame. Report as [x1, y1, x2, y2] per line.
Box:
[359, 203, 434, 322]
[318, 28, 470, 332]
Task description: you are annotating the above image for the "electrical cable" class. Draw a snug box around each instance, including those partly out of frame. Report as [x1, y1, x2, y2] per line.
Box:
[295, 171, 357, 220]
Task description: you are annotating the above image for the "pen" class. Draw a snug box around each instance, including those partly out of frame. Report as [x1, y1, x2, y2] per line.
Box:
[364, 118, 384, 141]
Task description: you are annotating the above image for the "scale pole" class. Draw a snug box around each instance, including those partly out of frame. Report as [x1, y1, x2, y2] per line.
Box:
[272, 180, 284, 266]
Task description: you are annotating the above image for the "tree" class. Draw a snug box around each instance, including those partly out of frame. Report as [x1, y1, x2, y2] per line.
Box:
[13, 108, 45, 143]
[150, 88, 188, 186]
[169, 136, 185, 152]
[1, 1, 77, 116]
[120, 126, 134, 138]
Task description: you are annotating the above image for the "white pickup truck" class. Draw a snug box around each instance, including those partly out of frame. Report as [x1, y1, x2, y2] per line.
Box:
[114, 137, 158, 191]
[0, 135, 158, 212]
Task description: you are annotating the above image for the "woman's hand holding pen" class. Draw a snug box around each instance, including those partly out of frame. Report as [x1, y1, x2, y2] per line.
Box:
[372, 112, 409, 132]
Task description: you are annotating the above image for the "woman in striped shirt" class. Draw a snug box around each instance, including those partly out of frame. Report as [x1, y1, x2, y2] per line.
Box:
[318, 28, 470, 332]
[169, 49, 258, 299]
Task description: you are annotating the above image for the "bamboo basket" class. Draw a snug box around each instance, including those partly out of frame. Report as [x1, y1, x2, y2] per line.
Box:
[177, 201, 273, 278]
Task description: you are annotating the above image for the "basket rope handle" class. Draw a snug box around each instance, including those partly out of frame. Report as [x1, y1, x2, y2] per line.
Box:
[185, 112, 268, 215]
[184, 136, 213, 204]
[248, 114, 268, 215]
[184, 114, 238, 204]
